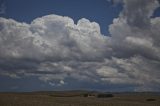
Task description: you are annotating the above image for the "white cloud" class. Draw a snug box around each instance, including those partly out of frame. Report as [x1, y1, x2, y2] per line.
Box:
[0, 0, 160, 91]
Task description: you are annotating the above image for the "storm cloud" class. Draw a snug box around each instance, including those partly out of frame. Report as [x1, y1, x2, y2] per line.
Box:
[0, 0, 160, 91]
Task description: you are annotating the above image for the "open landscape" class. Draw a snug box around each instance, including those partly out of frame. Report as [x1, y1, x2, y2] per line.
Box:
[0, 0, 160, 106]
[0, 91, 160, 106]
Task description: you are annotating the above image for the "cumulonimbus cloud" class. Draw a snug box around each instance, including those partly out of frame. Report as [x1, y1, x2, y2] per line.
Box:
[0, 0, 160, 91]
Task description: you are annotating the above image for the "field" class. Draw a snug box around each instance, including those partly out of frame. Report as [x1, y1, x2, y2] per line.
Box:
[0, 91, 160, 106]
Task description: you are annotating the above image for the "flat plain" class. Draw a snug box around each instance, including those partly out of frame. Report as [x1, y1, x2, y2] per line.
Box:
[0, 91, 159, 106]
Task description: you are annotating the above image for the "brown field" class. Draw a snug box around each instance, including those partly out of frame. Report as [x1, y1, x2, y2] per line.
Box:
[0, 91, 159, 106]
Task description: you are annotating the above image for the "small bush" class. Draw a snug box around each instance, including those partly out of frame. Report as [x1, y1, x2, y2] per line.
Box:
[97, 93, 114, 98]
[146, 98, 156, 101]
[83, 94, 88, 97]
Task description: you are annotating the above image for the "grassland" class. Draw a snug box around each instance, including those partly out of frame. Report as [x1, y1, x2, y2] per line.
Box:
[0, 91, 159, 106]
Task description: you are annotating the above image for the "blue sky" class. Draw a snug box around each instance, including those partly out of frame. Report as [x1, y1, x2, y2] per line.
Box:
[1, 0, 160, 33]
[0, 0, 160, 92]
[1, 0, 123, 35]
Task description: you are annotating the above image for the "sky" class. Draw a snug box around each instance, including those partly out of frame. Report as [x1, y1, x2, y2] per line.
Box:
[0, 0, 123, 35]
[0, 0, 160, 92]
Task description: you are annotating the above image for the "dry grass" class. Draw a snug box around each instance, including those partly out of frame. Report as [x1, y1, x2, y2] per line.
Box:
[0, 91, 159, 106]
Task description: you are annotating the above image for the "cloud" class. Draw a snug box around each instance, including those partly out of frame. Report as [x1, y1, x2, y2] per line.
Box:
[121, 0, 159, 28]
[109, 0, 160, 60]
[0, 0, 160, 91]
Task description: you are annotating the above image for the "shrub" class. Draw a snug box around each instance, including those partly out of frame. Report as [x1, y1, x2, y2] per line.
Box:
[97, 93, 114, 98]
[83, 94, 89, 97]
[146, 98, 156, 101]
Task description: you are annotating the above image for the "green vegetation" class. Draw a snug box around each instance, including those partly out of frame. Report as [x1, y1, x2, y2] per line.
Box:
[0, 91, 159, 106]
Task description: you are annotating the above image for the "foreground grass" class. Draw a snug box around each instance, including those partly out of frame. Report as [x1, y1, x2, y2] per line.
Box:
[0, 92, 159, 106]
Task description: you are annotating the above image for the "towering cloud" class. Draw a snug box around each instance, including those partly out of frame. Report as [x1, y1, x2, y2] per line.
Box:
[0, 0, 160, 91]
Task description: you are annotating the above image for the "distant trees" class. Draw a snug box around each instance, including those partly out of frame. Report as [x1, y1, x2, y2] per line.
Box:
[83, 93, 89, 97]
[83, 93, 114, 98]
[146, 98, 156, 101]
[83, 93, 95, 97]
[97, 93, 114, 98]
